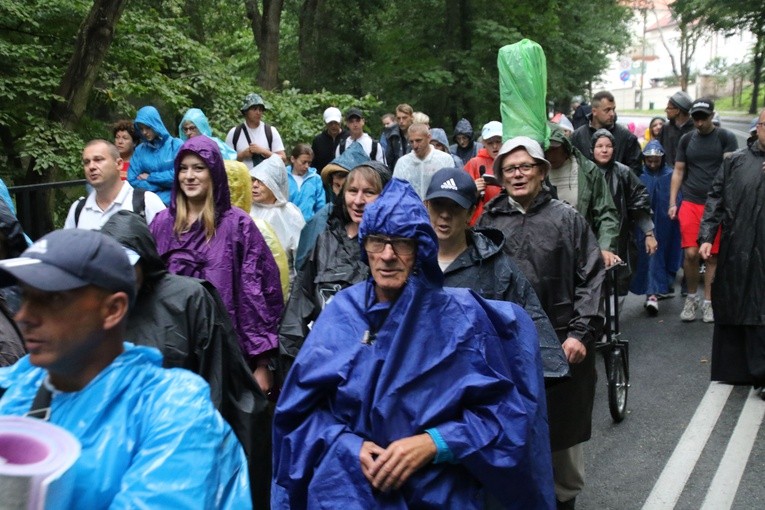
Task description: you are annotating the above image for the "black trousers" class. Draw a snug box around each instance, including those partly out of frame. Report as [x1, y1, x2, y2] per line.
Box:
[711, 324, 765, 387]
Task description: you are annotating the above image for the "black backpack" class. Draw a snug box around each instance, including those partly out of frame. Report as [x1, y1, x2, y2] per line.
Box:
[232, 122, 274, 166]
[74, 189, 146, 226]
[338, 135, 379, 161]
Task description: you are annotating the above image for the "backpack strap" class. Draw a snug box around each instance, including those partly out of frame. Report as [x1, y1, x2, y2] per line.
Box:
[370, 140, 378, 160]
[263, 122, 273, 150]
[234, 123, 272, 150]
[338, 134, 349, 155]
[26, 382, 53, 421]
[74, 197, 86, 226]
[232, 123, 252, 148]
[132, 188, 146, 221]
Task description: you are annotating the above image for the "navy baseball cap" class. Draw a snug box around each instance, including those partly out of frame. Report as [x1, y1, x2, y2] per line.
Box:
[425, 167, 478, 209]
[0, 229, 137, 305]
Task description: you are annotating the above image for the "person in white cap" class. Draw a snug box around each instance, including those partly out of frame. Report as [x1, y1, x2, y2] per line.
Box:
[311, 106, 347, 174]
[464, 120, 504, 224]
[478, 136, 605, 510]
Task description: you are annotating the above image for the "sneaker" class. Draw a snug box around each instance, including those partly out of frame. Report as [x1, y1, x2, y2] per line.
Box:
[680, 297, 698, 321]
[702, 301, 714, 323]
[645, 296, 659, 316]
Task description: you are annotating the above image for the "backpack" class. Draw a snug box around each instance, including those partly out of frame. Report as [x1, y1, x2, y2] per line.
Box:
[338, 135, 378, 160]
[232, 122, 273, 152]
[74, 189, 146, 226]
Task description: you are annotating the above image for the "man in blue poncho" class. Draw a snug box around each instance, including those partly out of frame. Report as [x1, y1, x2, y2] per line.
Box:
[272, 178, 555, 508]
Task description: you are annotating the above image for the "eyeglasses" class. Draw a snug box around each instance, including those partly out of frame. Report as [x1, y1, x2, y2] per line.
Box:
[364, 235, 417, 256]
[501, 163, 539, 175]
[757, 122, 765, 128]
[182, 125, 199, 133]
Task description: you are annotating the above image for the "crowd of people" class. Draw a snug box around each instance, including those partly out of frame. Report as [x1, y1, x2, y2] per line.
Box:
[0, 88, 763, 510]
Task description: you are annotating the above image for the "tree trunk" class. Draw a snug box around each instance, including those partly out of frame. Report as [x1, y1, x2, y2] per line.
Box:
[750, 36, 764, 114]
[245, 0, 284, 90]
[298, 0, 319, 89]
[23, 0, 128, 236]
[47, 0, 129, 132]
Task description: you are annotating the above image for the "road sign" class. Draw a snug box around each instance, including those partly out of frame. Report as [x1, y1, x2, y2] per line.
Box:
[620, 70, 631, 82]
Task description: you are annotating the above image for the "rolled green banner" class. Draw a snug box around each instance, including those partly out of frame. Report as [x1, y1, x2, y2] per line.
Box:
[497, 39, 550, 148]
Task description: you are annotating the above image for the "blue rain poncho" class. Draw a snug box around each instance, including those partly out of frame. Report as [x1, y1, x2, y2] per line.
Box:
[130, 106, 183, 205]
[272, 179, 554, 509]
[179, 108, 238, 161]
[0, 344, 251, 509]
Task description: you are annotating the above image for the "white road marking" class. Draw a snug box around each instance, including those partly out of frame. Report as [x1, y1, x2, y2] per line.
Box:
[641, 383, 733, 510]
[700, 388, 765, 510]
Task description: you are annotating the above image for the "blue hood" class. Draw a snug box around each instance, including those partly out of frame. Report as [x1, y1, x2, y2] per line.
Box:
[643, 139, 668, 171]
[134, 106, 172, 147]
[332, 141, 370, 170]
[178, 108, 213, 140]
[358, 178, 443, 287]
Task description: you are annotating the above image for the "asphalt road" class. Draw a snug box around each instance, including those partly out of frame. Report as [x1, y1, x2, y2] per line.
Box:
[577, 290, 764, 510]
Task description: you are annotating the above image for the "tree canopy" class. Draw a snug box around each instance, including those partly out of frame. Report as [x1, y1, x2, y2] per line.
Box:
[1, 0, 634, 189]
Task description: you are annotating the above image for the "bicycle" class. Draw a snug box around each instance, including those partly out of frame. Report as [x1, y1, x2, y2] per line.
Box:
[597, 262, 630, 423]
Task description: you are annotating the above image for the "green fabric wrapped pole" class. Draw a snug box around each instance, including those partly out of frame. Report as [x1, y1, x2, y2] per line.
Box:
[497, 39, 549, 148]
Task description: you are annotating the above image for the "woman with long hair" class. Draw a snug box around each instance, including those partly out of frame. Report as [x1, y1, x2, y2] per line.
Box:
[150, 136, 284, 393]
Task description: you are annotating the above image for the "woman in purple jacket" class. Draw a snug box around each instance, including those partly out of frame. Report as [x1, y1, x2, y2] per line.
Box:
[150, 135, 284, 394]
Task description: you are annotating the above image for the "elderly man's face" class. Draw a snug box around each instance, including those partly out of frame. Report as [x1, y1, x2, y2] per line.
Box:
[14, 285, 116, 372]
[365, 235, 417, 302]
[757, 111, 765, 147]
[500, 148, 546, 209]
[326, 121, 342, 138]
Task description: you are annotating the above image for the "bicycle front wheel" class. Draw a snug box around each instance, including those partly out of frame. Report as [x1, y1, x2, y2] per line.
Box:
[607, 346, 628, 422]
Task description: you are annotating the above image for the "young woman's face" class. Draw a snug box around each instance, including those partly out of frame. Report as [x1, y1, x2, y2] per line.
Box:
[344, 173, 380, 225]
[593, 138, 614, 166]
[650, 120, 664, 137]
[251, 178, 277, 204]
[178, 154, 211, 202]
[291, 154, 312, 176]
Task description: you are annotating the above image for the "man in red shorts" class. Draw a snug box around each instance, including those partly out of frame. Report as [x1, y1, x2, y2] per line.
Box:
[669, 98, 738, 322]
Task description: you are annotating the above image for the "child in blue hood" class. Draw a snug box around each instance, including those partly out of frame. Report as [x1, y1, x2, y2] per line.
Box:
[130, 106, 183, 205]
[629, 139, 683, 314]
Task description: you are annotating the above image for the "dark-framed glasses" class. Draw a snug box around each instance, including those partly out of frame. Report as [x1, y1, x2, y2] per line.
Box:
[501, 163, 539, 175]
[364, 235, 417, 256]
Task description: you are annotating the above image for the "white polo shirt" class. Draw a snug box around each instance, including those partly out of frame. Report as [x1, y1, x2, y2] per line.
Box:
[64, 181, 166, 230]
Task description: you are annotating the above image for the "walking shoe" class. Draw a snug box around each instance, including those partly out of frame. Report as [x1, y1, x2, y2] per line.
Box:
[645, 296, 659, 316]
[702, 301, 714, 323]
[680, 296, 698, 321]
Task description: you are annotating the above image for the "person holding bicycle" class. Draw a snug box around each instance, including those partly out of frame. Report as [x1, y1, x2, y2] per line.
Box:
[479, 136, 605, 510]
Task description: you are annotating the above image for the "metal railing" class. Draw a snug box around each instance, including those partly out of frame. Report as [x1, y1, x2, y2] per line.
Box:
[9, 180, 87, 240]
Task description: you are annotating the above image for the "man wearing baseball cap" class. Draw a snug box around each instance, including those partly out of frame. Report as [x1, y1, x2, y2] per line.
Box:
[478, 137, 605, 509]
[311, 107, 348, 174]
[669, 97, 738, 323]
[335, 107, 385, 163]
[226, 92, 286, 168]
[0, 229, 251, 508]
[659, 90, 694, 167]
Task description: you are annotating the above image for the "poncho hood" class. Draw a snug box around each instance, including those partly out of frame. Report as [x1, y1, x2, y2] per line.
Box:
[134, 106, 171, 147]
[643, 139, 668, 171]
[171, 136, 231, 217]
[224, 160, 252, 212]
[453, 118, 474, 140]
[101, 210, 166, 283]
[178, 108, 213, 140]
[250, 154, 289, 205]
[591, 128, 616, 166]
[548, 122, 574, 155]
[358, 178, 443, 287]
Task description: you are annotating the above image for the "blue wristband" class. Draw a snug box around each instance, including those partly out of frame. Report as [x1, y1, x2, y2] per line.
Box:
[425, 428, 454, 464]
